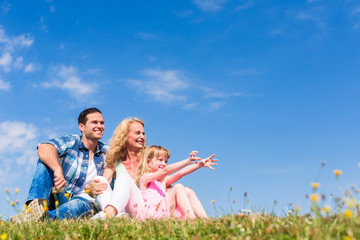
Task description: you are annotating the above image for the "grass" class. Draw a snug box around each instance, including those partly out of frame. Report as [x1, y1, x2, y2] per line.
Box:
[1, 163, 359, 239]
[0, 213, 360, 239]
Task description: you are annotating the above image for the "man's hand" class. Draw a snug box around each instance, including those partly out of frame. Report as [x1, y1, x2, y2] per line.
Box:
[53, 168, 66, 192]
[85, 179, 108, 198]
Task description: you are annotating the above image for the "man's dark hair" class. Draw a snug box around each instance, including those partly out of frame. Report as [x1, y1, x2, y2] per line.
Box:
[78, 107, 102, 125]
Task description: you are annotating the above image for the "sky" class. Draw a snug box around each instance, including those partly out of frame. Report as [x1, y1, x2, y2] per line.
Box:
[0, 0, 360, 219]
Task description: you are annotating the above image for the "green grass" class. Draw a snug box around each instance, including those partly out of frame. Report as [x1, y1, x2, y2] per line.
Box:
[1, 213, 359, 239]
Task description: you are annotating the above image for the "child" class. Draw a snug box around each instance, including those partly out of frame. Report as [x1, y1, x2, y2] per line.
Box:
[135, 145, 217, 220]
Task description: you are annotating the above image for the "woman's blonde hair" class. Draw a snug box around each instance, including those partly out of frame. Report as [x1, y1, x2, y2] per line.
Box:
[135, 145, 171, 186]
[106, 117, 147, 169]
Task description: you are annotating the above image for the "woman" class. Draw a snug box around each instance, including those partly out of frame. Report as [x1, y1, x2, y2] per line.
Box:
[91, 117, 146, 219]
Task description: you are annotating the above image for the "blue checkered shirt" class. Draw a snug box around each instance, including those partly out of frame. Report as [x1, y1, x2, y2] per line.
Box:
[39, 134, 107, 194]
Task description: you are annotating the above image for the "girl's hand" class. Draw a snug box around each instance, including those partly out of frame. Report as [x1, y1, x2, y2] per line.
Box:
[200, 154, 217, 170]
[189, 151, 201, 164]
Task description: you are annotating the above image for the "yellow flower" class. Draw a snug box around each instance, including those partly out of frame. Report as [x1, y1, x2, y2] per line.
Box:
[311, 182, 320, 189]
[15, 188, 19, 194]
[43, 206, 49, 212]
[55, 201, 59, 206]
[334, 169, 342, 177]
[343, 209, 352, 218]
[85, 189, 90, 194]
[344, 236, 353, 240]
[310, 193, 319, 203]
[27, 208, 32, 213]
[10, 201, 14, 206]
[322, 205, 331, 214]
[64, 193, 70, 198]
[211, 200, 215, 204]
[1, 233, 7, 240]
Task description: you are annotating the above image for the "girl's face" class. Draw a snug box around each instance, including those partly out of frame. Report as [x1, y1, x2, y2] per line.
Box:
[126, 122, 145, 151]
[148, 153, 168, 172]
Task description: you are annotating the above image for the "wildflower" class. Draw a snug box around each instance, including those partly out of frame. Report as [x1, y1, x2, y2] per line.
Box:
[273, 200, 277, 206]
[15, 188, 19, 194]
[85, 189, 90, 194]
[334, 169, 342, 177]
[211, 200, 215, 204]
[232, 198, 236, 204]
[64, 193, 70, 198]
[320, 193, 328, 201]
[16, 200, 19, 205]
[322, 205, 330, 214]
[310, 193, 319, 203]
[345, 198, 356, 208]
[27, 208, 32, 213]
[43, 206, 48, 212]
[321, 161, 326, 166]
[343, 209, 352, 218]
[55, 201, 59, 207]
[1, 233, 7, 240]
[230, 187, 232, 192]
[244, 192, 247, 197]
[4, 188, 9, 194]
[10, 201, 14, 206]
[295, 205, 300, 212]
[311, 182, 320, 189]
[343, 236, 353, 240]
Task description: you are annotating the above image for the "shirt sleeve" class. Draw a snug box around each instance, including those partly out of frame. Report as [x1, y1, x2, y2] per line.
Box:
[37, 135, 77, 157]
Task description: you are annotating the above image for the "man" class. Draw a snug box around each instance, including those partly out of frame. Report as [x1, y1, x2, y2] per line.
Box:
[11, 107, 108, 222]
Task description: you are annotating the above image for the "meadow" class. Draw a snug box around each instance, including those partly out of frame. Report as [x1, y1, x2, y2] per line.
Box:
[1, 165, 360, 239]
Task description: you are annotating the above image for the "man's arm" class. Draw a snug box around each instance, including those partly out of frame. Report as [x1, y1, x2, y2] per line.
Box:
[37, 143, 66, 192]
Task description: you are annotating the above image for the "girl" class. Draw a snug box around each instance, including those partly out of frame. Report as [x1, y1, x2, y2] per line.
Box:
[136, 145, 217, 220]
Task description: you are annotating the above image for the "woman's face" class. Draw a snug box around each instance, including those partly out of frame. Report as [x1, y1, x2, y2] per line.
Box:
[126, 121, 146, 151]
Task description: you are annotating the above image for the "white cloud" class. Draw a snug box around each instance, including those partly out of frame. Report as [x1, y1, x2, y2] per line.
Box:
[42, 65, 98, 100]
[24, 63, 41, 73]
[174, 10, 193, 17]
[0, 121, 39, 170]
[192, 0, 228, 12]
[137, 32, 157, 40]
[208, 101, 225, 111]
[128, 68, 189, 102]
[1, 2, 10, 13]
[0, 28, 33, 74]
[182, 102, 199, 109]
[0, 52, 12, 72]
[126, 68, 243, 110]
[235, 1, 253, 11]
[0, 79, 10, 90]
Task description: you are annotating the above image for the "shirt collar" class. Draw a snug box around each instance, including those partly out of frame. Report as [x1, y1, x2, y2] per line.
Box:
[79, 135, 106, 154]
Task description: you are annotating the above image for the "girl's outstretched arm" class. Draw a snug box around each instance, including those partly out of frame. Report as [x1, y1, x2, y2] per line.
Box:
[165, 154, 217, 187]
[139, 151, 200, 190]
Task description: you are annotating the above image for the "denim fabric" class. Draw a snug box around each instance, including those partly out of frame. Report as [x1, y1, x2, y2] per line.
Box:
[26, 160, 100, 219]
[47, 196, 99, 220]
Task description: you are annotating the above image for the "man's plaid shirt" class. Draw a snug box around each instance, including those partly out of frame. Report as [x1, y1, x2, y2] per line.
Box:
[39, 134, 107, 194]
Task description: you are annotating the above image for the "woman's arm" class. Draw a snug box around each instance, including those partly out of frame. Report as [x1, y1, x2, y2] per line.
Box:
[165, 154, 217, 187]
[139, 151, 199, 190]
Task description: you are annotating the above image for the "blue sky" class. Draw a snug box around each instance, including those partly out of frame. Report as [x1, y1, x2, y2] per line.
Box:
[1, 0, 360, 218]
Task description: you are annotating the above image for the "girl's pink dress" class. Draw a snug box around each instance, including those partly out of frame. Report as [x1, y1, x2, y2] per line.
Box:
[140, 180, 184, 220]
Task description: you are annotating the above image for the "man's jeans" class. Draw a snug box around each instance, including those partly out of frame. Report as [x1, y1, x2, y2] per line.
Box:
[27, 160, 99, 220]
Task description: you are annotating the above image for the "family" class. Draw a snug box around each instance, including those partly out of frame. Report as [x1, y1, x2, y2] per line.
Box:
[11, 108, 217, 222]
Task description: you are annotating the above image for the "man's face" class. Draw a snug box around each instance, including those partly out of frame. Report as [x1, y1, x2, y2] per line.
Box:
[79, 112, 105, 141]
